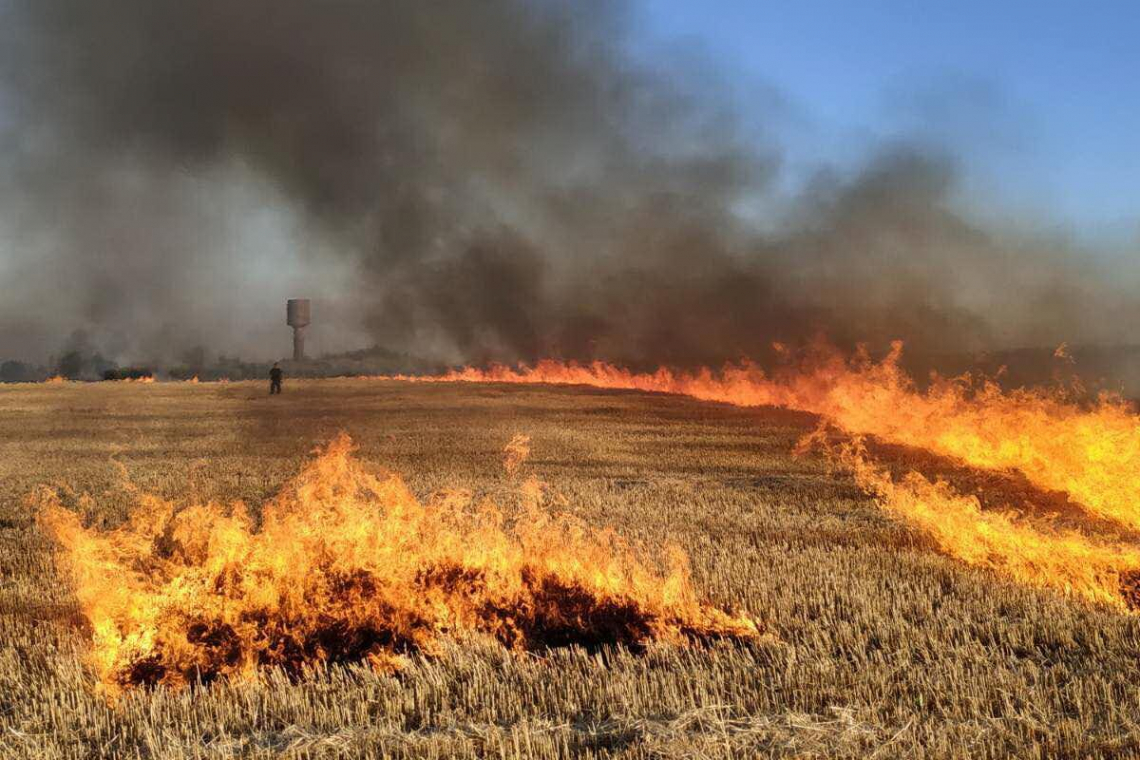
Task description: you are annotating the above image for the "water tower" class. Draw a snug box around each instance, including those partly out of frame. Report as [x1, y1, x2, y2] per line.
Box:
[286, 298, 311, 361]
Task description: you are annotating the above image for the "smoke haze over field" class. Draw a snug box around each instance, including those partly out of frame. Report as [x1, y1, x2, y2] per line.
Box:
[0, 0, 1136, 369]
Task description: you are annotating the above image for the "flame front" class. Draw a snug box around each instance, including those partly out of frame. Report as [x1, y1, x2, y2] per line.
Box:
[37, 434, 758, 696]
[388, 345, 1140, 608]
[393, 344, 1140, 533]
[816, 435, 1140, 610]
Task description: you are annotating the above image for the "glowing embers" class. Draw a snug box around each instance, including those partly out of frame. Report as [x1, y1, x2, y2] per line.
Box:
[37, 434, 758, 695]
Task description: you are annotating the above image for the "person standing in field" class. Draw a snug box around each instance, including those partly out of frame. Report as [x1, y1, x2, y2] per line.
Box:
[269, 362, 283, 395]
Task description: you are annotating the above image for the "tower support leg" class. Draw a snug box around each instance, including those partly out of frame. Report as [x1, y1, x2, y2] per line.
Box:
[292, 326, 306, 361]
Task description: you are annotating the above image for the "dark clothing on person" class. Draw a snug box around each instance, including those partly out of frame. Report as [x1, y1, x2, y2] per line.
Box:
[269, 366, 283, 395]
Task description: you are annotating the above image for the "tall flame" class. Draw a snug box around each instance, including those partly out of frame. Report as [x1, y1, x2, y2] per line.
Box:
[390, 344, 1140, 532]
[37, 434, 758, 696]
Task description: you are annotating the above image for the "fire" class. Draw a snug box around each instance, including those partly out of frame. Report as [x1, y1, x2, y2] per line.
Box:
[809, 433, 1140, 610]
[45, 375, 66, 384]
[385, 345, 1140, 608]
[37, 434, 758, 696]
[391, 343, 1140, 533]
[503, 433, 531, 478]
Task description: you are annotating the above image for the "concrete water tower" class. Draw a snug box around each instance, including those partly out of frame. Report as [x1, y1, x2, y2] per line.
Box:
[286, 298, 311, 361]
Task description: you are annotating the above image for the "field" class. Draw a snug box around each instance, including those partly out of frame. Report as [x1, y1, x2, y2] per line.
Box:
[2, 378, 1139, 759]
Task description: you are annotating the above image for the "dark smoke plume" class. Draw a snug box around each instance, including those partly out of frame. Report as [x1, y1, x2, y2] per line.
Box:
[0, 0, 1136, 369]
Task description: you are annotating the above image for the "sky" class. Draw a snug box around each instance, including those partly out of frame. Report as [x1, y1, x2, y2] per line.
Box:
[636, 0, 1139, 244]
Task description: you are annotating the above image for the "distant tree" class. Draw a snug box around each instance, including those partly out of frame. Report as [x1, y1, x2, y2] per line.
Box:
[56, 350, 85, 379]
[56, 349, 117, 380]
[103, 367, 153, 381]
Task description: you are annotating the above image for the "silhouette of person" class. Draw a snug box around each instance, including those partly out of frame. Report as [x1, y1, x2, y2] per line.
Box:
[269, 362, 283, 395]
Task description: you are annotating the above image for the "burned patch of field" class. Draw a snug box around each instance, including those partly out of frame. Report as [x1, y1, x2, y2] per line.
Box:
[1, 378, 1139, 759]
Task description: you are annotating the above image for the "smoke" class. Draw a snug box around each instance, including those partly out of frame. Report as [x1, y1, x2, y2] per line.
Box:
[0, 0, 1136, 368]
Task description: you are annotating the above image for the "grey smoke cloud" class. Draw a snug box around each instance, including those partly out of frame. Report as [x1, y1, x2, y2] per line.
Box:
[0, 0, 1135, 368]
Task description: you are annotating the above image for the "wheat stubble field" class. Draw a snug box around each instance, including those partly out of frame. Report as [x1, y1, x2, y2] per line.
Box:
[2, 378, 1140, 759]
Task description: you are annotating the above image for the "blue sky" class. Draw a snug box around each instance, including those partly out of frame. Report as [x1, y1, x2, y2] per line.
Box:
[635, 0, 1139, 244]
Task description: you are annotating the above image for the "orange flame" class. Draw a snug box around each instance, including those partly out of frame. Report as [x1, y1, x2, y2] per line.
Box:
[503, 433, 531, 478]
[390, 343, 1140, 533]
[36, 434, 758, 696]
[44, 375, 66, 384]
[816, 435, 1140, 610]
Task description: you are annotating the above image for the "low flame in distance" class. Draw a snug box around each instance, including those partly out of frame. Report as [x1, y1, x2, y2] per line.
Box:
[390, 343, 1140, 533]
[37, 433, 758, 696]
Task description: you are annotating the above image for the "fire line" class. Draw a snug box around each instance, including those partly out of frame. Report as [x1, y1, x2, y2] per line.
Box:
[37, 433, 759, 696]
